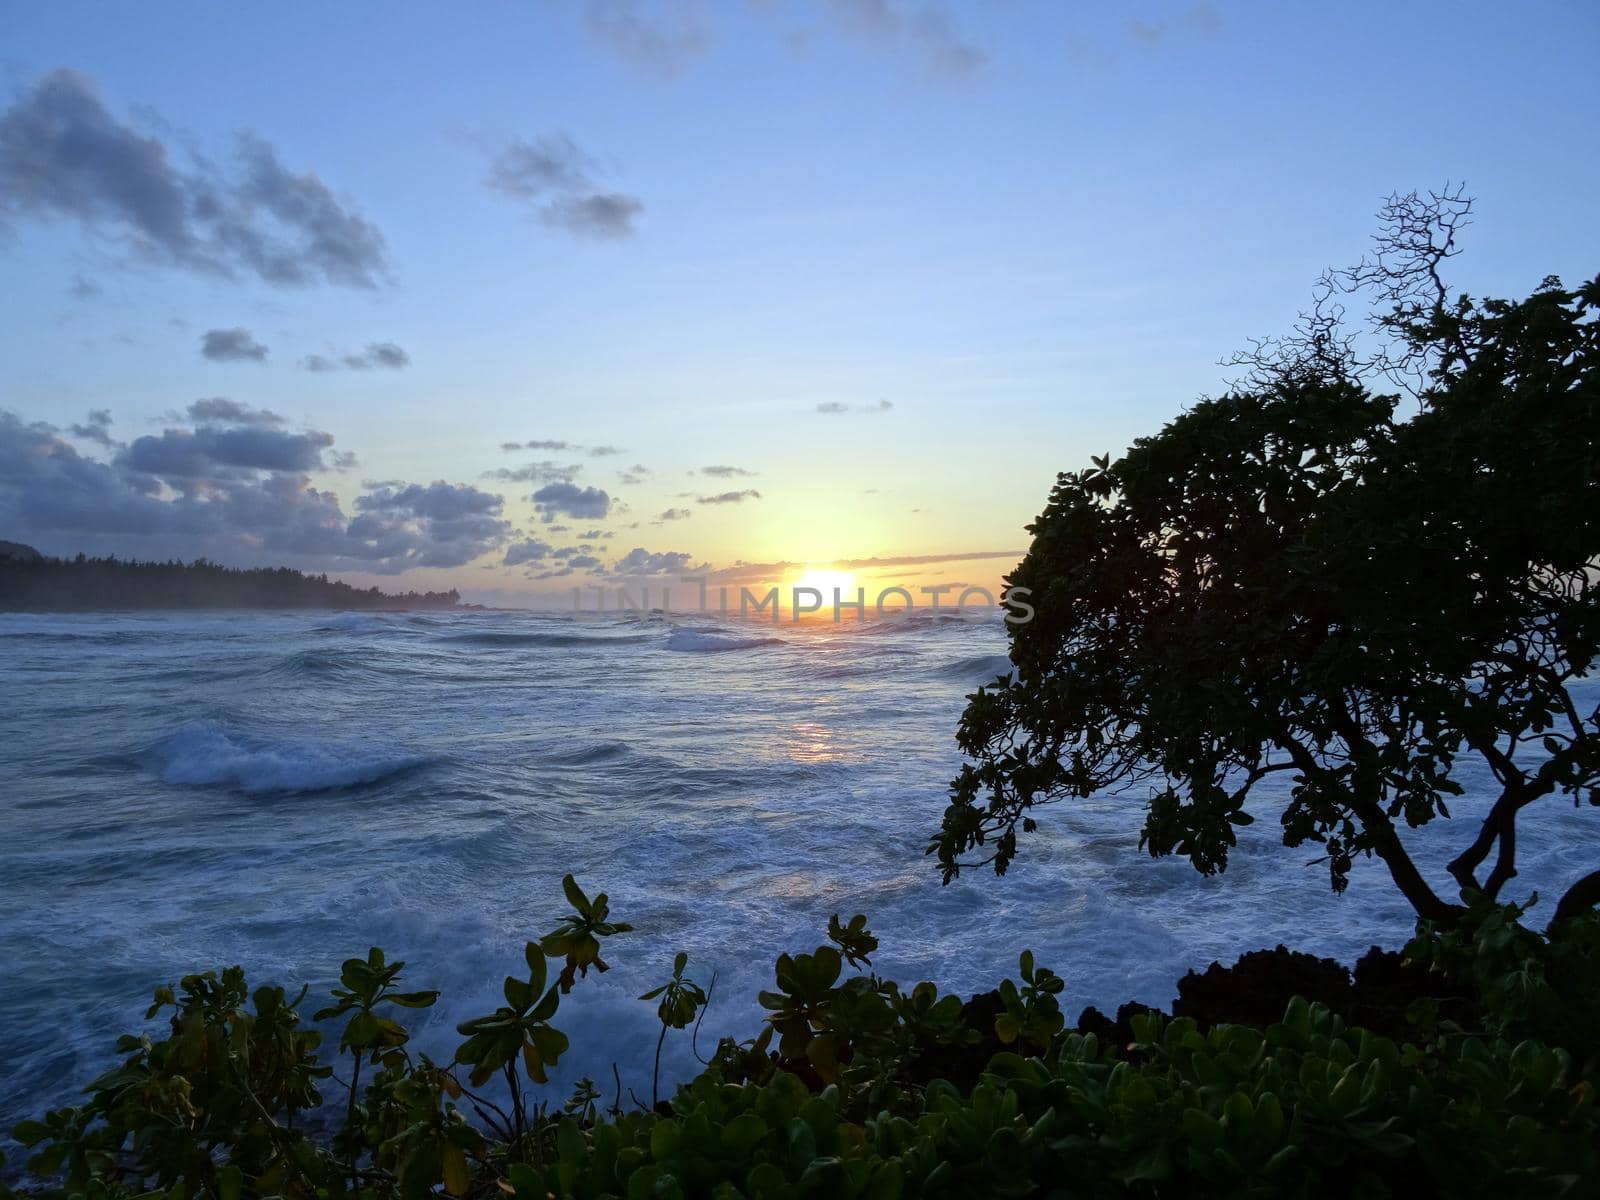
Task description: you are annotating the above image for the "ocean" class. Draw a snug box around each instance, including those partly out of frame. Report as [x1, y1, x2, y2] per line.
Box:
[1, 607, 1591, 1131]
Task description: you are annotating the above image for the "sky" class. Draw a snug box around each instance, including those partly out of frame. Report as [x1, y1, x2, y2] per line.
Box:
[1, 0, 1596, 608]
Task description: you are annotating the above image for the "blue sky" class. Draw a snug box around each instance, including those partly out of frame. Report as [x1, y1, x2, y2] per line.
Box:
[1, 1, 1596, 603]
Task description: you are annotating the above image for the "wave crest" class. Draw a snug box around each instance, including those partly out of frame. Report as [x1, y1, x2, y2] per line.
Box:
[147, 720, 428, 794]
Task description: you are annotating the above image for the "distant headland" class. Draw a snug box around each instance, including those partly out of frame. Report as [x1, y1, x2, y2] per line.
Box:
[0, 541, 465, 611]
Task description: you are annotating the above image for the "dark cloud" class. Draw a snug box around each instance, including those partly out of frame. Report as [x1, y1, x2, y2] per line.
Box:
[568, 552, 603, 570]
[610, 547, 704, 576]
[302, 341, 410, 372]
[68, 408, 114, 447]
[488, 134, 644, 240]
[696, 489, 762, 504]
[0, 69, 388, 288]
[201, 327, 268, 362]
[696, 464, 755, 477]
[816, 398, 893, 414]
[504, 537, 553, 566]
[583, 0, 711, 78]
[655, 507, 691, 522]
[119, 426, 334, 477]
[183, 397, 283, 426]
[824, 1, 986, 79]
[531, 481, 611, 521]
[540, 192, 644, 239]
[0, 407, 507, 573]
[484, 460, 582, 485]
[577, 529, 612, 540]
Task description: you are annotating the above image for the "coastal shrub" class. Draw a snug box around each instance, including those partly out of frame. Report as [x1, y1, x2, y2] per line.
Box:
[9, 885, 1600, 1199]
[933, 193, 1600, 928]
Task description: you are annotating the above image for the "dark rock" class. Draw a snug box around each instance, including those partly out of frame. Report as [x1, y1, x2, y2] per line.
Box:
[1173, 944, 1353, 1031]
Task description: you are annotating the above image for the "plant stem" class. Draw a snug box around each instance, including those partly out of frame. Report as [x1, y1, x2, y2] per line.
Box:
[652, 1024, 668, 1109]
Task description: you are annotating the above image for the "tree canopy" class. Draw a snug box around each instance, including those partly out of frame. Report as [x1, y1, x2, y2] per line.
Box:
[933, 190, 1600, 926]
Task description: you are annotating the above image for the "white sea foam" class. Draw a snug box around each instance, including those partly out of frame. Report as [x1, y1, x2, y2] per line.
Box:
[664, 627, 782, 652]
[148, 720, 427, 793]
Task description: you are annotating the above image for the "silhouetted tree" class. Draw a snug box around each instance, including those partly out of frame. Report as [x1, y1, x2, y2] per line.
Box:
[933, 191, 1600, 927]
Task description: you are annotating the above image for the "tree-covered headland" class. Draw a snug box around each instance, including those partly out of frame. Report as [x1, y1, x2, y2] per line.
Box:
[0, 550, 462, 612]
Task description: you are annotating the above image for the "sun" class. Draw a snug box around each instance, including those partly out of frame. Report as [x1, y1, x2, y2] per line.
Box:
[790, 567, 858, 600]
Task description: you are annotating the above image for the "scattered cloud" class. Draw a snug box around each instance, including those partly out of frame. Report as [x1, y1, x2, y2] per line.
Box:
[201, 327, 268, 362]
[655, 507, 691, 522]
[610, 546, 705, 576]
[817, 398, 893, 414]
[617, 463, 650, 485]
[582, 0, 712, 79]
[696, 489, 762, 505]
[823, 1, 987, 79]
[489, 133, 644, 240]
[66, 408, 115, 449]
[531, 480, 612, 521]
[0, 407, 507, 572]
[484, 460, 583, 485]
[705, 547, 1025, 582]
[587, 444, 623, 457]
[577, 528, 612, 540]
[0, 69, 389, 288]
[1128, 4, 1221, 46]
[182, 397, 285, 426]
[504, 537, 552, 565]
[302, 341, 410, 372]
[696, 464, 756, 477]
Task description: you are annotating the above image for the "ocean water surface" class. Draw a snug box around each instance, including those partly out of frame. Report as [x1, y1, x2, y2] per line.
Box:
[1, 607, 1592, 1131]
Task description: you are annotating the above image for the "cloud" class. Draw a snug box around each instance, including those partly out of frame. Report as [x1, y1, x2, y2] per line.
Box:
[504, 537, 552, 565]
[302, 341, 410, 372]
[577, 528, 612, 540]
[704, 547, 1026, 582]
[582, 0, 711, 78]
[696, 489, 762, 504]
[610, 546, 705, 576]
[540, 193, 644, 239]
[201, 327, 268, 362]
[182, 397, 284, 426]
[484, 460, 582, 485]
[488, 134, 644, 240]
[816, 398, 893, 414]
[0, 69, 389, 288]
[568, 553, 603, 570]
[0, 407, 508, 572]
[68, 408, 115, 447]
[696, 464, 756, 477]
[617, 463, 650, 485]
[587, 444, 623, 457]
[1128, 4, 1222, 46]
[531, 481, 612, 521]
[119, 426, 334, 476]
[655, 507, 691, 522]
[824, 1, 986, 79]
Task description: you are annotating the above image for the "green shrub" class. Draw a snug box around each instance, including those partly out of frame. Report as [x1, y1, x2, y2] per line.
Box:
[8, 883, 1599, 1199]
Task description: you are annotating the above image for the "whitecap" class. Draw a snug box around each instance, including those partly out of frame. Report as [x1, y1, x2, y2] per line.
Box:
[146, 720, 428, 794]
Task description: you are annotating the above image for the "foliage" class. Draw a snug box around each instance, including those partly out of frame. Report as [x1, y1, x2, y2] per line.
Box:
[933, 194, 1600, 926]
[10, 891, 1600, 1199]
